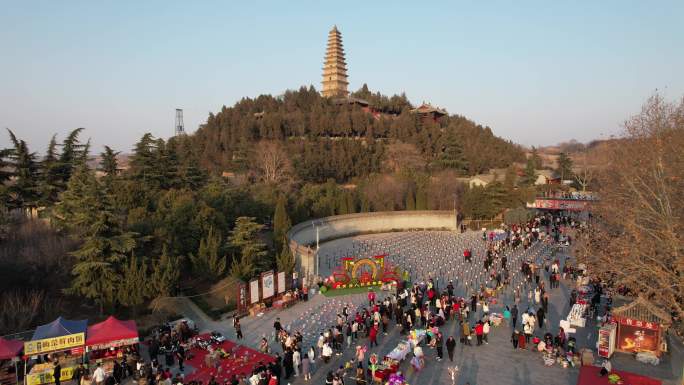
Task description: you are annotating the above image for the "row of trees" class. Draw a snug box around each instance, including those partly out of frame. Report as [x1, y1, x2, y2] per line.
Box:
[577, 94, 684, 326]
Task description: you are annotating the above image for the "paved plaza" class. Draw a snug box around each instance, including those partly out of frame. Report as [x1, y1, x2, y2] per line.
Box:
[175, 231, 683, 385]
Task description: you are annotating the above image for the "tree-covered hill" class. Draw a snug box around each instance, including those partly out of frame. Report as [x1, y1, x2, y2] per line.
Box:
[192, 85, 525, 181]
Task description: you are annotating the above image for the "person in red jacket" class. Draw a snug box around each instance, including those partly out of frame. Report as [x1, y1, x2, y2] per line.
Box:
[369, 325, 379, 347]
[474, 321, 484, 346]
[368, 289, 376, 306]
[464, 249, 472, 263]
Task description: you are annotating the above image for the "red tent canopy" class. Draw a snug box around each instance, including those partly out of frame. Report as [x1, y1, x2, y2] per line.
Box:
[0, 337, 23, 360]
[577, 366, 661, 385]
[86, 316, 139, 348]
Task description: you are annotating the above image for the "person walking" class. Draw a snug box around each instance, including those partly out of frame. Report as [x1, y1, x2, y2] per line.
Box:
[301, 353, 311, 381]
[537, 307, 546, 330]
[435, 333, 443, 361]
[461, 321, 471, 345]
[446, 336, 456, 361]
[293, 349, 301, 377]
[369, 324, 378, 348]
[483, 320, 490, 344]
[511, 330, 519, 349]
[235, 318, 243, 340]
[511, 304, 518, 328]
[474, 322, 484, 346]
[93, 363, 106, 385]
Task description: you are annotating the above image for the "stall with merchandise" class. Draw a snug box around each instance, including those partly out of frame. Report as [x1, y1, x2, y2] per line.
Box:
[0, 337, 23, 385]
[85, 317, 139, 374]
[611, 297, 671, 360]
[24, 317, 87, 385]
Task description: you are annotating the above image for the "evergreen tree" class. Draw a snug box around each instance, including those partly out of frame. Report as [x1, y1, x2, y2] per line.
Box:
[63, 166, 136, 314]
[6, 129, 40, 211]
[151, 246, 180, 297]
[276, 247, 295, 274]
[229, 217, 268, 282]
[190, 227, 227, 279]
[434, 130, 469, 173]
[118, 254, 148, 311]
[530, 146, 543, 169]
[415, 187, 428, 210]
[128, 133, 158, 189]
[99, 145, 120, 178]
[58, 127, 86, 184]
[99, 145, 120, 191]
[272, 195, 291, 253]
[405, 188, 416, 210]
[180, 153, 208, 190]
[556, 152, 574, 181]
[521, 158, 537, 186]
[38, 135, 63, 206]
[0, 149, 12, 205]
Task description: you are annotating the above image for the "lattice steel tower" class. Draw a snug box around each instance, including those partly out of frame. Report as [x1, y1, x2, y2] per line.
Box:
[174, 108, 185, 136]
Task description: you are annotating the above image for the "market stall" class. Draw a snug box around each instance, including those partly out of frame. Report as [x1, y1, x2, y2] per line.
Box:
[0, 338, 23, 385]
[24, 317, 87, 385]
[611, 297, 671, 359]
[86, 317, 139, 374]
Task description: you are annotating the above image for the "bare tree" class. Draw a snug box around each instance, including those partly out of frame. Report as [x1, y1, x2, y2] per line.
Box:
[578, 94, 684, 323]
[253, 140, 293, 184]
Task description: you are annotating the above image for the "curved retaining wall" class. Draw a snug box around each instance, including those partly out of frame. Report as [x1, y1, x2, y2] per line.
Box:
[287, 211, 457, 281]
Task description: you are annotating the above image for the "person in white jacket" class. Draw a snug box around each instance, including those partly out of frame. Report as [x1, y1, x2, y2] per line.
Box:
[293, 349, 301, 377]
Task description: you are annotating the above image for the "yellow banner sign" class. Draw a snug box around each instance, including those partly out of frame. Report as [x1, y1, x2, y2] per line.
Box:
[24, 333, 85, 355]
[26, 366, 75, 385]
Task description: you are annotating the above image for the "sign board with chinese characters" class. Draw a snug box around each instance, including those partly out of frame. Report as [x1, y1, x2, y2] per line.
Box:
[614, 317, 660, 354]
[249, 279, 260, 304]
[262, 271, 275, 299]
[616, 317, 659, 330]
[24, 333, 85, 355]
[277, 272, 286, 294]
[26, 366, 75, 385]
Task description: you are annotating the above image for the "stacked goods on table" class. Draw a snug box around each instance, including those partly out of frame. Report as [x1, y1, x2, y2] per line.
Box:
[184, 333, 274, 383]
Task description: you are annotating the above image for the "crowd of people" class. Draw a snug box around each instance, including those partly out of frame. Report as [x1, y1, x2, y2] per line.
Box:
[67, 213, 581, 385]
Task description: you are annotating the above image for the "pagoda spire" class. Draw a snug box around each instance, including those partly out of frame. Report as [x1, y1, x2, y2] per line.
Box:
[321, 25, 349, 98]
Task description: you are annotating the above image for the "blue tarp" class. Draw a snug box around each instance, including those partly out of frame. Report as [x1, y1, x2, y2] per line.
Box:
[31, 317, 88, 340]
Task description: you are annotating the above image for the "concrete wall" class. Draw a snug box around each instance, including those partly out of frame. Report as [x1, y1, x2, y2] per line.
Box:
[287, 211, 457, 282]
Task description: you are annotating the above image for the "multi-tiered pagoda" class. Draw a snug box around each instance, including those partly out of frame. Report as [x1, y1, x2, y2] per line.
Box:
[321, 25, 349, 98]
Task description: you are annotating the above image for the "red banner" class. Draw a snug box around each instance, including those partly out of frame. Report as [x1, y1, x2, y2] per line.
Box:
[526, 199, 590, 211]
[614, 316, 659, 331]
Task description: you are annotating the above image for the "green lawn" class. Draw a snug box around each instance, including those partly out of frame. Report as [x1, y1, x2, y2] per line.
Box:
[320, 285, 380, 297]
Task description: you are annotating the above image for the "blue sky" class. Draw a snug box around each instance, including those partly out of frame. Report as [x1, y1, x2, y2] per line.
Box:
[1, 1, 683, 153]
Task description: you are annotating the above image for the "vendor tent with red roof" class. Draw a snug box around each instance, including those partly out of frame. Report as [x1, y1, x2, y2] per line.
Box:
[0, 338, 23, 360]
[86, 316, 138, 351]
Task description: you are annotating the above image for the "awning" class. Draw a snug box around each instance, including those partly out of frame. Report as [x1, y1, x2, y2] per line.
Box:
[86, 316, 138, 350]
[32, 317, 87, 340]
[0, 337, 23, 360]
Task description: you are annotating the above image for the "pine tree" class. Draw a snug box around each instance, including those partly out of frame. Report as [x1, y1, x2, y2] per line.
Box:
[118, 254, 148, 311]
[58, 128, 86, 184]
[530, 147, 543, 169]
[405, 188, 416, 210]
[38, 135, 63, 207]
[190, 227, 227, 279]
[99, 146, 120, 177]
[521, 158, 537, 186]
[434, 130, 469, 174]
[276, 247, 295, 274]
[272, 195, 291, 253]
[415, 187, 428, 210]
[556, 152, 574, 181]
[99, 145, 120, 191]
[151, 246, 180, 297]
[128, 133, 158, 189]
[6, 129, 40, 211]
[229, 217, 268, 282]
[64, 166, 136, 314]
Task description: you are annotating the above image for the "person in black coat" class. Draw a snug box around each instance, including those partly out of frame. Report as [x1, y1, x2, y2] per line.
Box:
[511, 304, 519, 328]
[53, 361, 61, 385]
[283, 349, 294, 379]
[537, 307, 546, 330]
[113, 361, 122, 384]
[446, 336, 456, 361]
